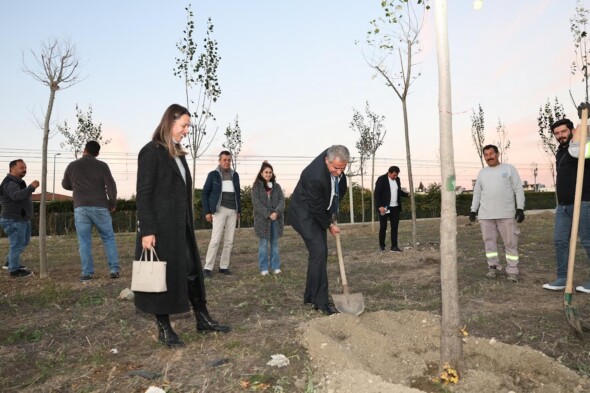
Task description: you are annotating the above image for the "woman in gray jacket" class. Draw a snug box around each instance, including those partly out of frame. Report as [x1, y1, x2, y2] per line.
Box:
[251, 161, 285, 275]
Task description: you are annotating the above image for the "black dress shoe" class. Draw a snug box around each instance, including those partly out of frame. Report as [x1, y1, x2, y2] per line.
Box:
[203, 269, 212, 278]
[219, 268, 232, 275]
[313, 304, 339, 315]
[390, 246, 402, 252]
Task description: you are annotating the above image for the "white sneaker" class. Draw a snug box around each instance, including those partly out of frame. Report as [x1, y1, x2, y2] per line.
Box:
[576, 281, 590, 293]
[260, 271, 269, 276]
[273, 269, 282, 274]
[3, 261, 26, 270]
[542, 278, 566, 291]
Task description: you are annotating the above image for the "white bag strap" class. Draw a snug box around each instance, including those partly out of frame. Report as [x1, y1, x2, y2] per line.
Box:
[149, 247, 160, 261]
[138, 247, 161, 262]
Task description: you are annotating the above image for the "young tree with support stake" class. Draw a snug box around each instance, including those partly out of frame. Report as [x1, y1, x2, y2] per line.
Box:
[363, 0, 429, 246]
[174, 4, 221, 189]
[23, 38, 81, 278]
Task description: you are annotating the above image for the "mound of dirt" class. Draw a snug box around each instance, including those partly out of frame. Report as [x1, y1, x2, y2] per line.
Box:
[300, 310, 588, 393]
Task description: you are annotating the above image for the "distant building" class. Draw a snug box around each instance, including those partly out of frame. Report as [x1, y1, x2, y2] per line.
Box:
[32, 192, 72, 202]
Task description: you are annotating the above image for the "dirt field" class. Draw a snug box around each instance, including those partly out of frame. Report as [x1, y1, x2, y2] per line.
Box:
[1, 211, 590, 392]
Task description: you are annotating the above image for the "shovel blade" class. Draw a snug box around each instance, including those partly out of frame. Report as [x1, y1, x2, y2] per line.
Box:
[332, 292, 365, 316]
[565, 304, 585, 340]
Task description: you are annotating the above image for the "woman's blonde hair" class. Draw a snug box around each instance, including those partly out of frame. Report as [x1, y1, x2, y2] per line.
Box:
[152, 104, 190, 157]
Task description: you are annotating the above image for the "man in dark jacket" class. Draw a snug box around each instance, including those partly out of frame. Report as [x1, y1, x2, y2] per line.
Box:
[0, 159, 39, 277]
[374, 166, 409, 252]
[288, 145, 349, 315]
[543, 115, 590, 293]
[62, 141, 119, 282]
[202, 151, 241, 277]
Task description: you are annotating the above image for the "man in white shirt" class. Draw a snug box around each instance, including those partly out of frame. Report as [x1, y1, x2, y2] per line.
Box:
[470, 145, 525, 282]
[374, 166, 409, 252]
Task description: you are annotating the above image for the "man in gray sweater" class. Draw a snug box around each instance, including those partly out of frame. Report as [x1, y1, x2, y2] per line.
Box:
[62, 141, 119, 282]
[470, 144, 525, 282]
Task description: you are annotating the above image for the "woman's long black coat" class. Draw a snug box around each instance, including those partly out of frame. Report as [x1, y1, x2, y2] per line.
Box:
[134, 142, 205, 315]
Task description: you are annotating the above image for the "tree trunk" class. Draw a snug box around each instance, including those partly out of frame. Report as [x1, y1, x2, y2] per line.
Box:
[360, 162, 365, 224]
[401, 99, 417, 246]
[371, 154, 376, 233]
[348, 175, 354, 224]
[39, 88, 57, 278]
[434, 0, 463, 369]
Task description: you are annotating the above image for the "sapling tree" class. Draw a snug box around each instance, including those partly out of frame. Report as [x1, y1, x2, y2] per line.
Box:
[59, 104, 111, 158]
[470, 104, 485, 168]
[363, 0, 429, 245]
[222, 115, 242, 171]
[174, 4, 221, 187]
[23, 38, 81, 278]
[350, 101, 386, 231]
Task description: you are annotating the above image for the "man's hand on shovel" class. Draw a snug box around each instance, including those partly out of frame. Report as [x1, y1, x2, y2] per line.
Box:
[329, 214, 341, 237]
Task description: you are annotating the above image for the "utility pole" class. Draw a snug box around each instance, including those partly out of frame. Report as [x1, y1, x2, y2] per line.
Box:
[532, 163, 538, 192]
[52, 152, 61, 201]
[347, 167, 355, 224]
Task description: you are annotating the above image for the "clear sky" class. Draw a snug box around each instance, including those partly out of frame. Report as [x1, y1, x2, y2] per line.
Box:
[0, 0, 584, 198]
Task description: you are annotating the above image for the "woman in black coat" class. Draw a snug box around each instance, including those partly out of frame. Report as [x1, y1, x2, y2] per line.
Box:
[135, 104, 230, 347]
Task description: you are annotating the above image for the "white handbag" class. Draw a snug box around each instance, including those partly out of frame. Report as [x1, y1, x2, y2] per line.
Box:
[131, 248, 167, 293]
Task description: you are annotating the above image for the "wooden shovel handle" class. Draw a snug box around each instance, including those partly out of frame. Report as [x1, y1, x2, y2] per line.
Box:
[566, 107, 589, 294]
[334, 232, 350, 294]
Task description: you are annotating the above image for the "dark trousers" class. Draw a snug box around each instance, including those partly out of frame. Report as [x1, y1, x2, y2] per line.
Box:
[302, 225, 329, 307]
[379, 206, 401, 249]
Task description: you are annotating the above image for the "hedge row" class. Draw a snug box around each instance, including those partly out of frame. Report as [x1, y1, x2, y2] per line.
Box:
[3, 191, 556, 237]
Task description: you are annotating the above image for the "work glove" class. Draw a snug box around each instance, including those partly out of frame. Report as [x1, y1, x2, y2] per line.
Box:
[469, 211, 477, 222]
[578, 102, 590, 119]
[515, 209, 525, 223]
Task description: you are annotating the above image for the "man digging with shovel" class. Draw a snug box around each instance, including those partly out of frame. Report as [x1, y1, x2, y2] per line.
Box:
[288, 145, 349, 316]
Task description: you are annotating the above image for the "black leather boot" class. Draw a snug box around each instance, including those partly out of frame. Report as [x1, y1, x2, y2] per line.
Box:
[155, 315, 185, 347]
[188, 279, 230, 333]
[196, 310, 231, 333]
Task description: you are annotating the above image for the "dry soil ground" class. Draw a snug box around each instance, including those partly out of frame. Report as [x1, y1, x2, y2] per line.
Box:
[1, 211, 590, 392]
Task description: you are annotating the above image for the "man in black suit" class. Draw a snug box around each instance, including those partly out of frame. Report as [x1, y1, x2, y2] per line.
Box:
[374, 166, 409, 252]
[288, 145, 349, 315]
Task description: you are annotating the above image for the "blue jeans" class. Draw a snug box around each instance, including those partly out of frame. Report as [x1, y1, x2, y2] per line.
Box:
[74, 207, 119, 276]
[258, 221, 280, 272]
[554, 203, 590, 278]
[0, 218, 31, 272]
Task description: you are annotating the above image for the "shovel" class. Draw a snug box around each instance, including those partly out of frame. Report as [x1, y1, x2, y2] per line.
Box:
[332, 232, 365, 316]
[564, 106, 590, 339]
